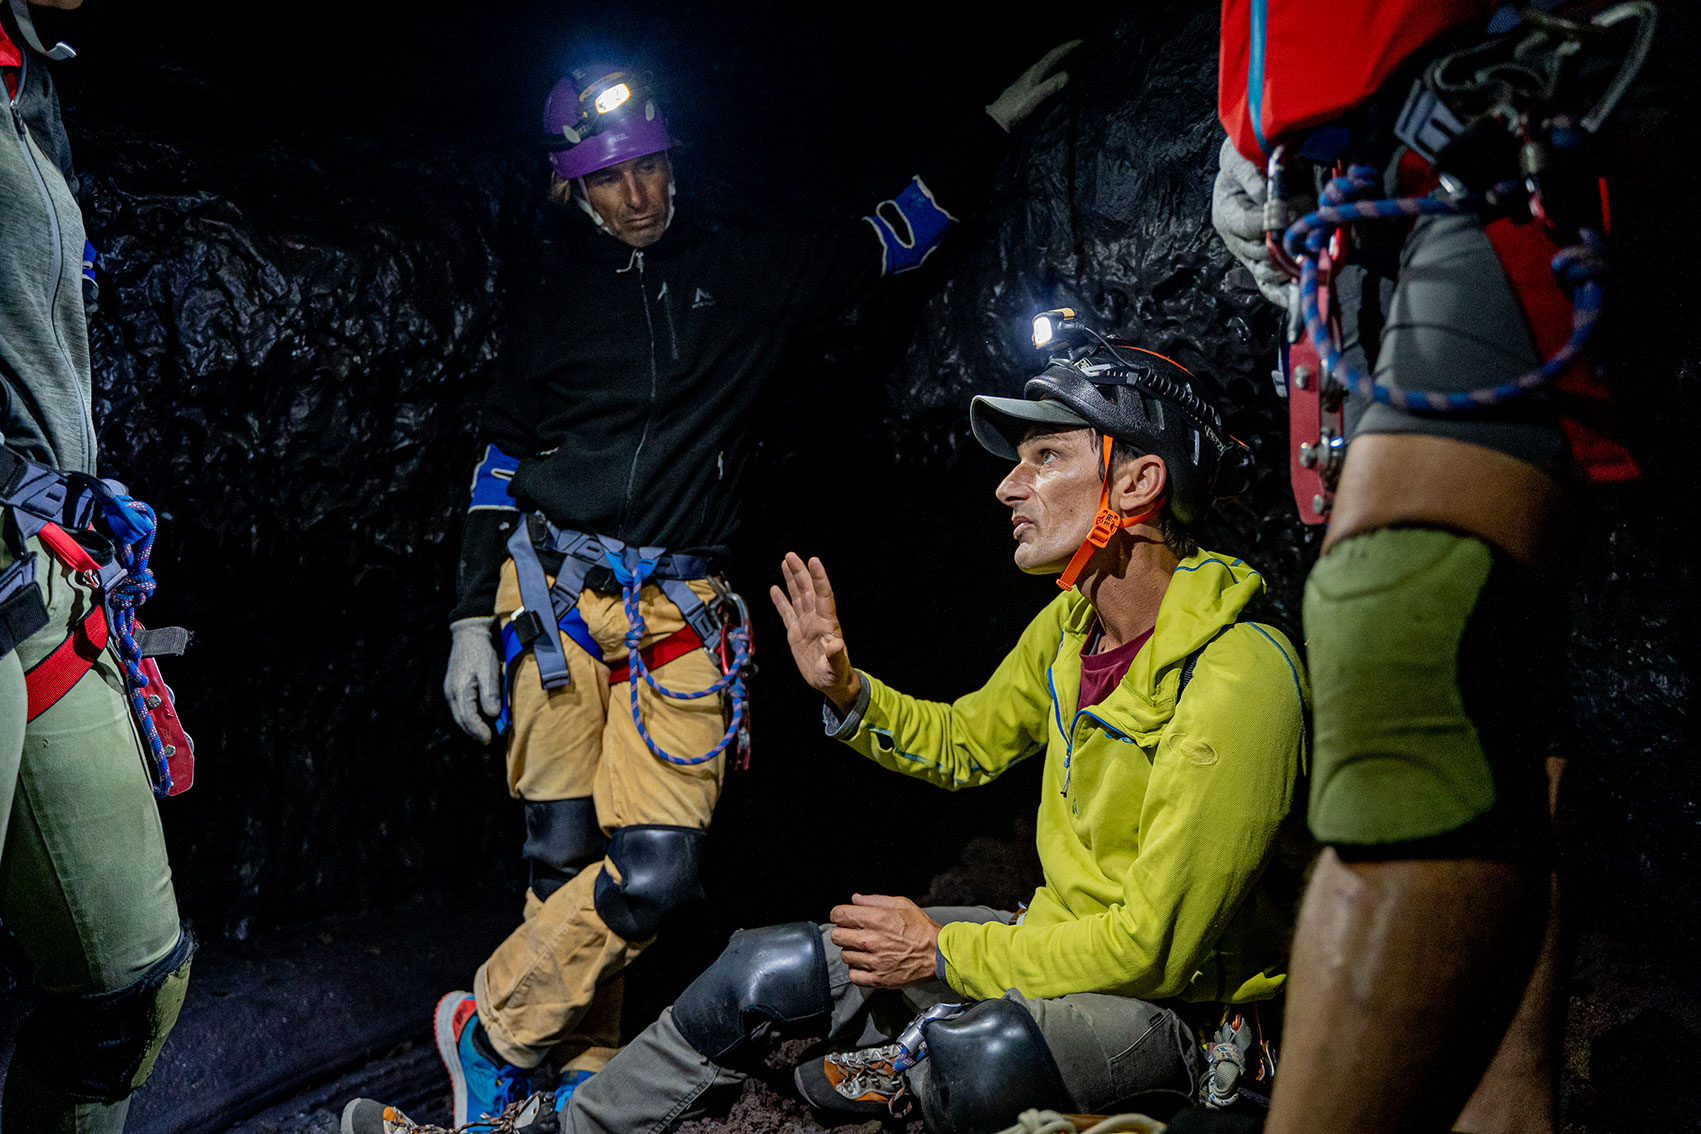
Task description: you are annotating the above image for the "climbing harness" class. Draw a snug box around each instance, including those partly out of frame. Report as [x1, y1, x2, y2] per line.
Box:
[499, 517, 753, 768]
[5, 0, 74, 61]
[1268, 1, 1655, 521]
[1282, 165, 1606, 411]
[1, 447, 193, 797]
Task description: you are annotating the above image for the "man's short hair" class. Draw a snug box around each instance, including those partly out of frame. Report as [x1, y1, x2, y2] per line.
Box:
[1107, 436, 1200, 559]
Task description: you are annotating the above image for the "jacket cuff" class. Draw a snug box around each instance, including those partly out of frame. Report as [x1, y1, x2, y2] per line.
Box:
[821, 671, 873, 740]
[449, 509, 519, 623]
[934, 945, 949, 984]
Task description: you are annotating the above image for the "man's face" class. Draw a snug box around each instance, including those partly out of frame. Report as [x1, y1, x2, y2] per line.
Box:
[580, 152, 672, 248]
[996, 426, 1104, 574]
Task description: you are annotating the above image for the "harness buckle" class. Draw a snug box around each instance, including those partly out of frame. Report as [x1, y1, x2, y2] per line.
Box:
[509, 607, 547, 647]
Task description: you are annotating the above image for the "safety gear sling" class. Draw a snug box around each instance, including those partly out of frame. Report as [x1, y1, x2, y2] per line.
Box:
[500, 515, 752, 767]
[1266, 2, 1656, 519]
[1, 446, 193, 796]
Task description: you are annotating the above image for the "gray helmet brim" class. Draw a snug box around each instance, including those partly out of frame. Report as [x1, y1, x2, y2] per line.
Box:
[969, 395, 1093, 460]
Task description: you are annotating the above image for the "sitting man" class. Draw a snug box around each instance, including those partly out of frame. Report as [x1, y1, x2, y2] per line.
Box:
[345, 323, 1309, 1134]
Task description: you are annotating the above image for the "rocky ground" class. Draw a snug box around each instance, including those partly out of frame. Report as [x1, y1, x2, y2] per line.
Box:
[7, 831, 1666, 1134]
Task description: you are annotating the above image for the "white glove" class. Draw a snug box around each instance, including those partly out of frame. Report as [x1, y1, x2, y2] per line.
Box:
[1211, 136, 1292, 308]
[444, 616, 503, 744]
[985, 40, 1083, 133]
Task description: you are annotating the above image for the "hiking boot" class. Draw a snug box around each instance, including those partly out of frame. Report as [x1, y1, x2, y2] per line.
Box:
[339, 1099, 423, 1134]
[794, 1041, 909, 1117]
[340, 1093, 555, 1134]
[435, 991, 532, 1125]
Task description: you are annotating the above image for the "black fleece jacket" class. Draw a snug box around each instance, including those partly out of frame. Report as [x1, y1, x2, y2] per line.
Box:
[451, 111, 1008, 621]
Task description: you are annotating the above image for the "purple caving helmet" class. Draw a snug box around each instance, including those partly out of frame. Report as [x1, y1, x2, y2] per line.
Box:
[542, 68, 673, 181]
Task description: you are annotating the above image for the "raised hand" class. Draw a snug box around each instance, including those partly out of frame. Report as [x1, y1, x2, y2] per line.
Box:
[769, 552, 862, 714]
[985, 40, 1084, 133]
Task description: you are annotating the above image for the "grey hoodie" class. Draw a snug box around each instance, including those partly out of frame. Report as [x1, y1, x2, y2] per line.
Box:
[1, 14, 94, 477]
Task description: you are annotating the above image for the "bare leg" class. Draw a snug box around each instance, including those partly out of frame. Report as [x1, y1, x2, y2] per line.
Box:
[1265, 850, 1547, 1134]
[1455, 758, 1569, 1134]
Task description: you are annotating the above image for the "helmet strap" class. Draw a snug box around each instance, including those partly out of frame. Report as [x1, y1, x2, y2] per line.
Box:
[1056, 436, 1164, 592]
[573, 181, 612, 232]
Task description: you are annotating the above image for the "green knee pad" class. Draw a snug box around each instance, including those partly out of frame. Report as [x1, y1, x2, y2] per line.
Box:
[16, 923, 196, 1103]
[1304, 528, 1503, 847]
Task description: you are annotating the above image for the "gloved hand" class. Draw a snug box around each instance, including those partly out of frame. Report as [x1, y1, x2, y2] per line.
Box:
[1211, 136, 1292, 308]
[985, 40, 1084, 133]
[445, 616, 503, 744]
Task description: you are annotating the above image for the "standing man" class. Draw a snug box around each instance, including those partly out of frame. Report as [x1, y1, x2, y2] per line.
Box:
[1209, 3, 1662, 1132]
[433, 47, 1081, 1125]
[346, 322, 1309, 1134]
[2, 2, 195, 1131]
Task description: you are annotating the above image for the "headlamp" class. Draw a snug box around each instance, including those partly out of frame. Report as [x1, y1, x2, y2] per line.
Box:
[1031, 308, 1080, 350]
[543, 71, 652, 151]
[595, 82, 632, 115]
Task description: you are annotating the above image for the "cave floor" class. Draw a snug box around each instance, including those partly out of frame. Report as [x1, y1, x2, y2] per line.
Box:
[205, 921, 1690, 1134]
[1, 886, 1680, 1133]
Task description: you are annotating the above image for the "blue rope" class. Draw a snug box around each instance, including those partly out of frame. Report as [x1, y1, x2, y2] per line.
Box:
[619, 583, 751, 767]
[107, 498, 173, 796]
[1281, 164, 1608, 411]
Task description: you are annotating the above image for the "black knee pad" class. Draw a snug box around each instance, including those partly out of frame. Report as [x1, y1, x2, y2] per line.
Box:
[16, 922, 197, 1103]
[593, 824, 705, 941]
[524, 797, 608, 900]
[671, 921, 831, 1062]
[916, 998, 1073, 1134]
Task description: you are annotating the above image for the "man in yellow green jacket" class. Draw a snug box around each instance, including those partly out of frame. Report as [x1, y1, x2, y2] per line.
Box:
[343, 326, 1307, 1134]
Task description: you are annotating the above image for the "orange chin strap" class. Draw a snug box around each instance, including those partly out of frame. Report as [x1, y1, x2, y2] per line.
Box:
[1056, 436, 1164, 592]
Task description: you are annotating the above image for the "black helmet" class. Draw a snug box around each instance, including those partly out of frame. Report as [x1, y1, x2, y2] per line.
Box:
[971, 337, 1242, 527]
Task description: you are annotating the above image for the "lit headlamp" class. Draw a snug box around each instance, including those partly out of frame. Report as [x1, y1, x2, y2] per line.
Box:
[1031, 308, 1081, 350]
[546, 71, 652, 150]
[593, 81, 632, 116]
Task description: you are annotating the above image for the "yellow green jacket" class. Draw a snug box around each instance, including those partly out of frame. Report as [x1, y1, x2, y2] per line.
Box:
[837, 551, 1309, 1004]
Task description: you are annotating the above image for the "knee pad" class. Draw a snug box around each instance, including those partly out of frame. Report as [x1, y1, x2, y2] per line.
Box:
[15, 922, 196, 1103]
[524, 798, 608, 901]
[915, 998, 1072, 1134]
[593, 824, 705, 941]
[671, 921, 830, 1062]
[1304, 527, 1557, 856]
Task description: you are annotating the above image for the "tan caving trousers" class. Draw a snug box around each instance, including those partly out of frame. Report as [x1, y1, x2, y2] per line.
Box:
[476, 559, 727, 1070]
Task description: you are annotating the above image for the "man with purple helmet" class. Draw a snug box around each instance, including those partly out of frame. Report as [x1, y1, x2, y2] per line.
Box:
[540, 68, 677, 246]
[420, 45, 1082, 1128]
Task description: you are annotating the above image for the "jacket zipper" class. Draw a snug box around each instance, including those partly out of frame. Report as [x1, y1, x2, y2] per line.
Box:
[10, 50, 91, 460]
[619, 249, 659, 537]
[658, 280, 681, 361]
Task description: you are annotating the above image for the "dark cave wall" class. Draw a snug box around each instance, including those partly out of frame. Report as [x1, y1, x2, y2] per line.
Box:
[45, 0, 1698, 990]
[75, 128, 543, 930]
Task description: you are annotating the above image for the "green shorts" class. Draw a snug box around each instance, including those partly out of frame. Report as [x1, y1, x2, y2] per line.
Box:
[1303, 526, 1562, 854]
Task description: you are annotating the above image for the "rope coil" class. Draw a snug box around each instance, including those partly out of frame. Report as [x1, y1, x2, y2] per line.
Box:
[106, 498, 174, 795]
[1281, 163, 1606, 412]
[619, 580, 751, 767]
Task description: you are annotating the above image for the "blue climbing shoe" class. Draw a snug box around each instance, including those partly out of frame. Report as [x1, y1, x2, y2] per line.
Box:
[434, 991, 532, 1125]
[552, 1068, 596, 1111]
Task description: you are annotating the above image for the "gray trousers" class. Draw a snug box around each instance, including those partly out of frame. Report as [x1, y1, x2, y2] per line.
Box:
[563, 907, 1199, 1134]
